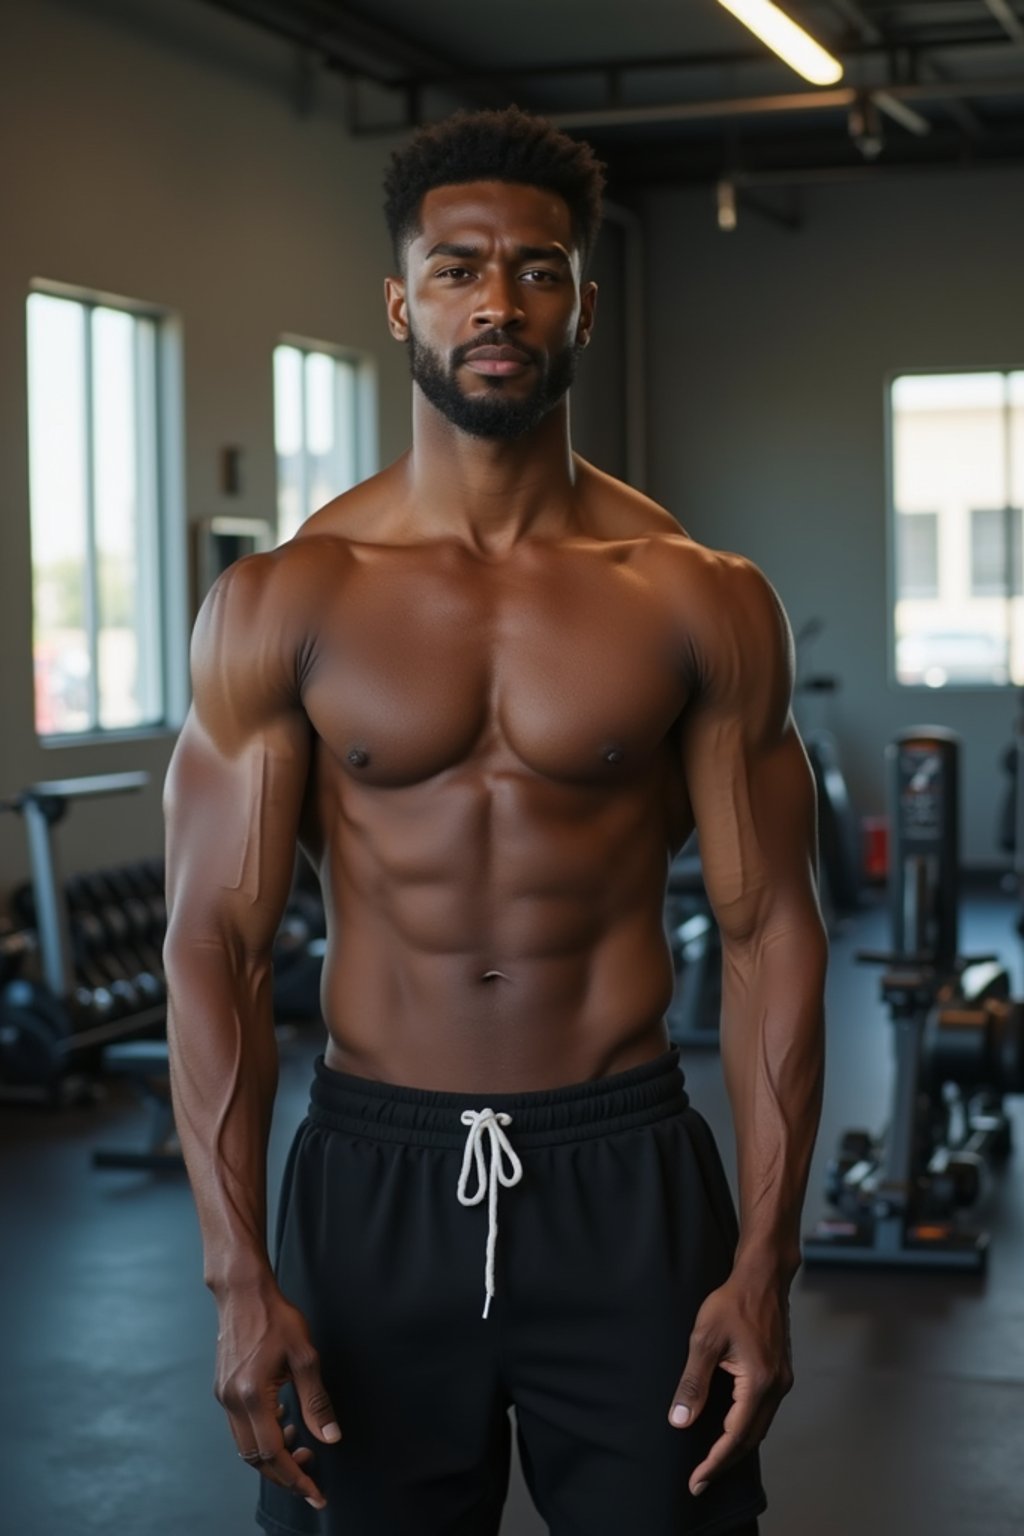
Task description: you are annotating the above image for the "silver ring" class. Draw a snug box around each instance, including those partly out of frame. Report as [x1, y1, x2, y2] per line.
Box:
[239, 1450, 262, 1465]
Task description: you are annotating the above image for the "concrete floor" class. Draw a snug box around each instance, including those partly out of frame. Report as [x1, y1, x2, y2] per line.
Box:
[2, 890, 1024, 1535]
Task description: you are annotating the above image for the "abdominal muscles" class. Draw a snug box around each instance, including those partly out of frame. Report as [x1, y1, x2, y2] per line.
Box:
[317, 760, 680, 1090]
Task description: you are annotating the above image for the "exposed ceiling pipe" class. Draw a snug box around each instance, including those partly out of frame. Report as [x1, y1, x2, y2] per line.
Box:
[984, 0, 1024, 46]
[873, 92, 931, 135]
[544, 76, 1024, 132]
[195, 0, 512, 107]
[730, 154, 1024, 188]
[826, 0, 882, 46]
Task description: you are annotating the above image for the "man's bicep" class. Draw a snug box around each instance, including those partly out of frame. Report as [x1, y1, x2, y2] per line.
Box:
[683, 707, 818, 943]
[163, 561, 312, 959]
[164, 710, 311, 956]
[679, 559, 817, 941]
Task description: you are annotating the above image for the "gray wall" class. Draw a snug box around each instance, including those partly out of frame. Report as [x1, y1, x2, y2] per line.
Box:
[643, 169, 1024, 867]
[0, 0, 411, 900]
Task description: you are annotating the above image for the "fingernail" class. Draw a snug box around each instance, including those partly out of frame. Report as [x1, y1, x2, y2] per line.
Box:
[305, 1496, 326, 1510]
[322, 1423, 341, 1443]
[670, 1404, 690, 1426]
[693, 1481, 709, 1497]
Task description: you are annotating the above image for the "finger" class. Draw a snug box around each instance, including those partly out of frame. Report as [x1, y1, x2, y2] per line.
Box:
[290, 1344, 342, 1445]
[247, 1389, 329, 1510]
[281, 1424, 315, 1463]
[689, 1397, 777, 1495]
[667, 1329, 722, 1429]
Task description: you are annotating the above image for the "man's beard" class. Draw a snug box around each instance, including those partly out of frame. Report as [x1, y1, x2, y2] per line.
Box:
[407, 325, 581, 441]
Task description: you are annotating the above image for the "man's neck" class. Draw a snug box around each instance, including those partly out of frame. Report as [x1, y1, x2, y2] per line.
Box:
[402, 392, 580, 556]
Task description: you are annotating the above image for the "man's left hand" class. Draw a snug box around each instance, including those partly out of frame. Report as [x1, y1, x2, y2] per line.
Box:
[667, 1273, 794, 1496]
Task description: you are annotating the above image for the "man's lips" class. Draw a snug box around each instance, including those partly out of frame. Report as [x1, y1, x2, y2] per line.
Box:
[462, 345, 534, 376]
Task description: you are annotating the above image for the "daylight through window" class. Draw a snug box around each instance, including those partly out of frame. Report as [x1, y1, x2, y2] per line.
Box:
[26, 290, 166, 737]
[891, 371, 1024, 688]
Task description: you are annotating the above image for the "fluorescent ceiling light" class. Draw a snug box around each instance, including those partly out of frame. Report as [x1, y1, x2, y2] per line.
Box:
[716, 0, 844, 86]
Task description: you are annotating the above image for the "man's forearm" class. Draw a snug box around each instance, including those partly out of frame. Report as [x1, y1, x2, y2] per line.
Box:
[719, 917, 828, 1284]
[164, 934, 280, 1298]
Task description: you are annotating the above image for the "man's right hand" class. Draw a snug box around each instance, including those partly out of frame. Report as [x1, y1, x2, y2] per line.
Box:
[214, 1280, 342, 1512]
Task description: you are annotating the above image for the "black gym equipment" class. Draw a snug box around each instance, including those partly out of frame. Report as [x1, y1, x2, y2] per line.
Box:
[1, 773, 327, 1171]
[0, 773, 164, 1096]
[794, 618, 863, 920]
[804, 727, 1024, 1273]
[665, 836, 722, 1050]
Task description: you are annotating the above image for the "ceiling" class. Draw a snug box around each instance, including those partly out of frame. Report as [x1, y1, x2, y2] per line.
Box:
[197, 1, 1024, 190]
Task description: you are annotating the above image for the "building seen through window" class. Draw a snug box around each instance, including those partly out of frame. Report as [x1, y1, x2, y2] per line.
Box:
[891, 370, 1024, 687]
[26, 289, 166, 738]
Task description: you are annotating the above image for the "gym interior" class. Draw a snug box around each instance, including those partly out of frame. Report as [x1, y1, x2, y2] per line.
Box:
[2, 1, 1024, 1532]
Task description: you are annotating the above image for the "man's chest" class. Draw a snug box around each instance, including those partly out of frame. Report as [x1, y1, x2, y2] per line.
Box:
[299, 542, 693, 788]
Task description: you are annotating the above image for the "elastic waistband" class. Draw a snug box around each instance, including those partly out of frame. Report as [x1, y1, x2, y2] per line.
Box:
[307, 1046, 688, 1150]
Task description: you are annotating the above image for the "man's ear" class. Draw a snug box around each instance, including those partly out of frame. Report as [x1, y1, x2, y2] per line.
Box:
[385, 276, 408, 341]
[576, 280, 598, 348]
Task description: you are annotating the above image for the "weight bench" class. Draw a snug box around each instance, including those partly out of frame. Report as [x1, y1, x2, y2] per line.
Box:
[92, 1038, 184, 1172]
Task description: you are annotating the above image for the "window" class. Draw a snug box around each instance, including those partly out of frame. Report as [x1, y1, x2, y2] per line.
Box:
[26, 289, 168, 738]
[970, 507, 1022, 597]
[890, 370, 1024, 687]
[896, 512, 939, 599]
[273, 342, 374, 542]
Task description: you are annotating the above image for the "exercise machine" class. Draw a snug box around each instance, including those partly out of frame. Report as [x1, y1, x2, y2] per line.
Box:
[0, 773, 163, 1098]
[803, 727, 1024, 1273]
[793, 617, 862, 919]
[1, 774, 327, 1166]
[664, 836, 721, 1050]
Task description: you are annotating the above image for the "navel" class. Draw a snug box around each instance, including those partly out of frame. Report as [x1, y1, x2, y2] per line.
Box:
[480, 970, 510, 983]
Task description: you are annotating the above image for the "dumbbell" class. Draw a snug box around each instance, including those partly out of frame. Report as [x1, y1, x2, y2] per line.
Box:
[99, 868, 166, 984]
[124, 861, 167, 942]
[80, 871, 164, 1003]
[67, 874, 157, 1003]
[65, 901, 142, 1017]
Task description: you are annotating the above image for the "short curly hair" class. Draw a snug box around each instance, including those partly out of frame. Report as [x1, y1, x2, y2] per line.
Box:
[383, 106, 606, 270]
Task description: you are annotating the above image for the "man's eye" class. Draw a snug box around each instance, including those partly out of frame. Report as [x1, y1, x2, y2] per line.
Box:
[437, 266, 472, 279]
[522, 269, 558, 282]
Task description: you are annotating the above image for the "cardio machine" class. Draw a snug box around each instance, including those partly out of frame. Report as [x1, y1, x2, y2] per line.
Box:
[803, 727, 1024, 1273]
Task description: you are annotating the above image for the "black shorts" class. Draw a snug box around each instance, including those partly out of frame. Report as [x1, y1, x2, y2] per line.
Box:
[255, 1046, 766, 1536]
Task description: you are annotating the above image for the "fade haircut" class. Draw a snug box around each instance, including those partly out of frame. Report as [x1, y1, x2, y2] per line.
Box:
[383, 106, 606, 271]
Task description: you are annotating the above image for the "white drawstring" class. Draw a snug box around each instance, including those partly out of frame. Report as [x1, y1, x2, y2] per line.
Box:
[456, 1108, 523, 1319]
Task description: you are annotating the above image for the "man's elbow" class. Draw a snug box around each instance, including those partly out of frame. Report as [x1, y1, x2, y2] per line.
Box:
[719, 893, 829, 978]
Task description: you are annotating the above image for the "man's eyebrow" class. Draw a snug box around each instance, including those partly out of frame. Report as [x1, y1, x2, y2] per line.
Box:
[424, 242, 481, 261]
[516, 245, 571, 265]
[423, 241, 571, 265]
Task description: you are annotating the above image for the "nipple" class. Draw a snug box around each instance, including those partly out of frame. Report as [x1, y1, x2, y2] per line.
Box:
[604, 747, 625, 765]
[347, 747, 369, 768]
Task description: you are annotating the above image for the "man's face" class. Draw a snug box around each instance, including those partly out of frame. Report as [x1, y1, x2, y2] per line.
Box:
[385, 181, 597, 441]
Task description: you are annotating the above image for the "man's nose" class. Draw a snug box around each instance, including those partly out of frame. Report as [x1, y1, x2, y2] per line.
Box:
[472, 272, 525, 330]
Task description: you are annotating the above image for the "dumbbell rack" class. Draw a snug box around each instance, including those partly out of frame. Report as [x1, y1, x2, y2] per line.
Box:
[0, 772, 165, 1083]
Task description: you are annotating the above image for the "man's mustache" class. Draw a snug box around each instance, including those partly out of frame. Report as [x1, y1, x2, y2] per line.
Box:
[450, 332, 544, 370]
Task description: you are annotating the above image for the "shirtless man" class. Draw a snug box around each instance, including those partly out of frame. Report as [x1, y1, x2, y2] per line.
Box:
[162, 107, 827, 1536]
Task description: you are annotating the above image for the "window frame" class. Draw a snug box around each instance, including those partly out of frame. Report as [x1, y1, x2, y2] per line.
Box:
[27, 278, 187, 747]
[885, 364, 1023, 692]
[273, 333, 378, 542]
[969, 505, 1023, 599]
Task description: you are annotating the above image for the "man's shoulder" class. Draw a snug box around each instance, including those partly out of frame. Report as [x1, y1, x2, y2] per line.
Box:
[292, 462, 400, 549]
[575, 460, 766, 592]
